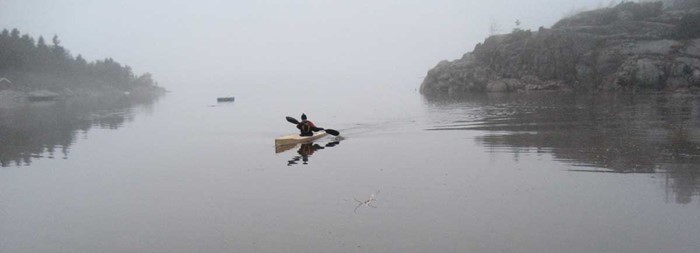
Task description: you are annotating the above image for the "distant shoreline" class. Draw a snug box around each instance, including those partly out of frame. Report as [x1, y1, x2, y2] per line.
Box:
[0, 28, 166, 100]
[0, 87, 166, 108]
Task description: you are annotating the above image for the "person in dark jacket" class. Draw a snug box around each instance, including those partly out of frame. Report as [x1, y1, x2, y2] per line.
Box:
[297, 113, 318, 136]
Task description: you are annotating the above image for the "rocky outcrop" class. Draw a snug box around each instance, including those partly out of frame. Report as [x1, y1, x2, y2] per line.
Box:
[420, 2, 700, 95]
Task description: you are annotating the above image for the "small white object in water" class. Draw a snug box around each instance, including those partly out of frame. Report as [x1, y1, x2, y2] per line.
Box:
[354, 190, 380, 213]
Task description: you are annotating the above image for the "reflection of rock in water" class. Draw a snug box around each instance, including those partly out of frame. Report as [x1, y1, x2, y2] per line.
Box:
[0, 94, 162, 167]
[425, 93, 700, 203]
[663, 164, 700, 204]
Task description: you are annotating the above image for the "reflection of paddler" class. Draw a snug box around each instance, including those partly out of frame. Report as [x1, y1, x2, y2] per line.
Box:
[298, 143, 324, 164]
[286, 141, 340, 166]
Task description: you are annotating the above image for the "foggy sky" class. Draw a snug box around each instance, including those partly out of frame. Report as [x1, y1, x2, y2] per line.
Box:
[0, 0, 605, 92]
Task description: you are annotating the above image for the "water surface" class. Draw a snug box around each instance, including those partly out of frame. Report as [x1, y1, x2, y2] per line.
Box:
[1, 86, 699, 253]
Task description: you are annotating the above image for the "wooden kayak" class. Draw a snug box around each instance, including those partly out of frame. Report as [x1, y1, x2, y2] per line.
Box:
[275, 131, 328, 146]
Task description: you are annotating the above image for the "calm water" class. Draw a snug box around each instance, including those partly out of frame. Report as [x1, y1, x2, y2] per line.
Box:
[1, 84, 699, 253]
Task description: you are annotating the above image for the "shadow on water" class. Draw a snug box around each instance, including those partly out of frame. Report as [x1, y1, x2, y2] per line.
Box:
[0, 93, 163, 167]
[280, 138, 343, 166]
[423, 92, 700, 203]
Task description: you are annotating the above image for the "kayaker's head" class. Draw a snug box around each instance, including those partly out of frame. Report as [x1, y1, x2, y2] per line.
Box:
[301, 113, 307, 121]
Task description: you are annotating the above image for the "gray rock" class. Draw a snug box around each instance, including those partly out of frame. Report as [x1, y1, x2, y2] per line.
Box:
[486, 79, 509, 92]
[665, 77, 690, 90]
[420, 2, 700, 95]
[682, 39, 700, 57]
[634, 59, 665, 88]
[690, 69, 700, 86]
[622, 40, 678, 55]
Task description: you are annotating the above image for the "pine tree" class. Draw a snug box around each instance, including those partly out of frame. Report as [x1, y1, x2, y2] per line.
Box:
[75, 54, 87, 66]
[37, 36, 47, 49]
[52, 34, 60, 46]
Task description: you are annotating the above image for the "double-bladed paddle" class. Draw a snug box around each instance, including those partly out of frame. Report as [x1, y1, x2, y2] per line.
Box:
[286, 116, 340, 136]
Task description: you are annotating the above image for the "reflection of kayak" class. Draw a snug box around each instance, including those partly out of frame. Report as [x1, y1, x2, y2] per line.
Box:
[275, 143, 299, 154]
[275, 132, 328, 146]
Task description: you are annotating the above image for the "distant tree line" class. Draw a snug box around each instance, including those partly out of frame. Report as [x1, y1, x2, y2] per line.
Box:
[0, 28, 162, 93]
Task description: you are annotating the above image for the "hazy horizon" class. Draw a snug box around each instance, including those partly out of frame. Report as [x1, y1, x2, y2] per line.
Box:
[1, 0, 605, 92]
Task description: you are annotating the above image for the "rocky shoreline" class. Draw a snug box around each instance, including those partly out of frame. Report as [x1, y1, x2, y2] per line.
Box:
[420, 2, 700, 95]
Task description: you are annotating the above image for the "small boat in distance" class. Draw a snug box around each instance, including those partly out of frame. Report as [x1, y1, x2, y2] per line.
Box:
[217, 96, 235, 102]
[275, 131, 328, 146]
[28, 90, 61, 102]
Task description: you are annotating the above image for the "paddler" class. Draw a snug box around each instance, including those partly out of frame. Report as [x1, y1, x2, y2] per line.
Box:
[297, 113, 320, 136]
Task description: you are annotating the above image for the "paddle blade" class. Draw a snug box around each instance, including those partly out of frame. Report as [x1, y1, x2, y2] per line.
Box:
[324, 129, 340, 136]
[286, 116, 300, 124]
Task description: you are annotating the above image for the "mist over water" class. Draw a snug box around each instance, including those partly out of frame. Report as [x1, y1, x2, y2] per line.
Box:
[3, 84, 700, 252]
